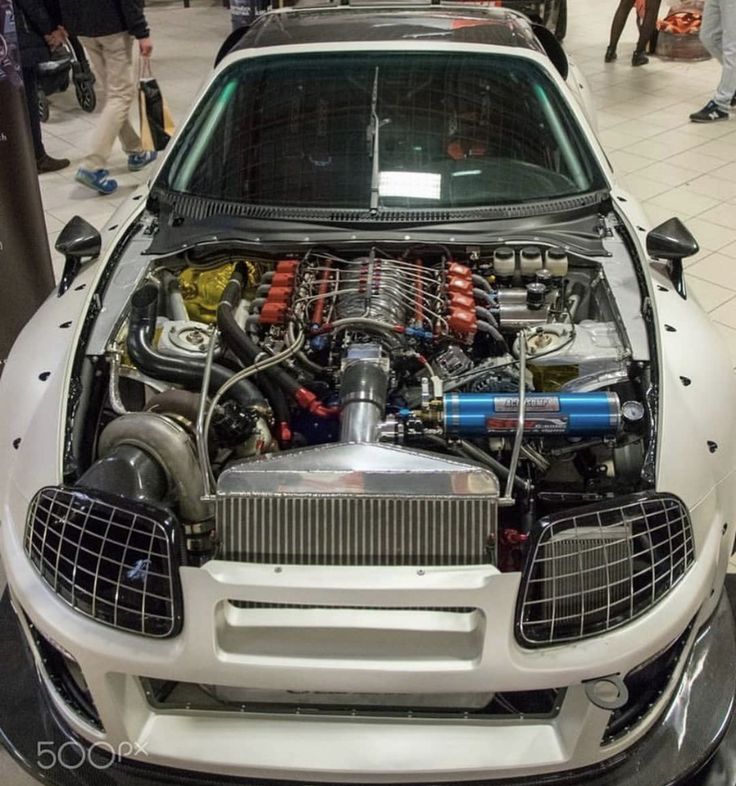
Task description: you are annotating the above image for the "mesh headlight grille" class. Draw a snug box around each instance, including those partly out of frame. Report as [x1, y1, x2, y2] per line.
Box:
[24, 486, 183, 638]
[517, 493, 694, 646]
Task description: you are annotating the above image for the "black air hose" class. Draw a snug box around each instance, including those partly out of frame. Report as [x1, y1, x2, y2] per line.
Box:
[218, 273, 294, 392]
[472, 274, 492, 293]
[127, 284, 265, 409]
[216, 276, 292, 442]
[476, 319, 508, 352]
[218, 267, 335, 419]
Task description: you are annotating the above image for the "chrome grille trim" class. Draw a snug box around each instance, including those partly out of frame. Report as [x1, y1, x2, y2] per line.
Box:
[24, 486, 182, 638]
[518, 493, 695, 646]
[216, 495, 495, 565]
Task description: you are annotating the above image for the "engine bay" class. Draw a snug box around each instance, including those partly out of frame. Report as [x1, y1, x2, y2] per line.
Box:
[73, 238, 655, 568]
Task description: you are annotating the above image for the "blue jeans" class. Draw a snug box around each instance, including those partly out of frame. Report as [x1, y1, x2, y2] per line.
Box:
[700, 0, 736, 110]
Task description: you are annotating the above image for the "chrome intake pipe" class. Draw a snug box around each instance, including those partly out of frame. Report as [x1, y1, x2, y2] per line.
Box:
[339, 355, 389, 444]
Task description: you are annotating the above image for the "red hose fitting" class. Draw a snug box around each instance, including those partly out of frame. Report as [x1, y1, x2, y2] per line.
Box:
[498, 529, 529, 573]
[294, 387, 338, 418]
[276, 421, 293, 447]
[312, 402, 340, 418]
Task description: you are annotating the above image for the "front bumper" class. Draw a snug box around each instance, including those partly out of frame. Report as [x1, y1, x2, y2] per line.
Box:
[1, 479, 729, 784]
[1, 587, 734, 786]
[3, 457, 733, 783]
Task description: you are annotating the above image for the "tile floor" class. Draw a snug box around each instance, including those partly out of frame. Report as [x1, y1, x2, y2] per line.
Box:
[37, 0, 231, 275]
[2, 0, 736, 780]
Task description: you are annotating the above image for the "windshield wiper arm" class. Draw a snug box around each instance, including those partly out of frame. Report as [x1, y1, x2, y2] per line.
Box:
[366, 66, 389, 214]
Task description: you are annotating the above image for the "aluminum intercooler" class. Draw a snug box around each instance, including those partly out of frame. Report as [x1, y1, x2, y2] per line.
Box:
[215, 443, 499, 566]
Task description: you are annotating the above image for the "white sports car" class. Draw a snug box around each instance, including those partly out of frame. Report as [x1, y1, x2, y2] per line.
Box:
[2, 4, 735, 785]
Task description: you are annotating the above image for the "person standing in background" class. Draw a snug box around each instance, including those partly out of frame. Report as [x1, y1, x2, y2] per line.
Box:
[690, 0, 736, 122]
[12, 0, 70, 173]
[605, 0, 663, 66]
[57, 0, 156, 194]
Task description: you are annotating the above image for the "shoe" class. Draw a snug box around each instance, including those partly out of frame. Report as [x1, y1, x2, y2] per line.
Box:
[36, 154, 70, 174]
[75, 167, 118, 195]
[631, 50, 649, 66]
[127, 151, 157, 172]
[731, 91, 736, 108]
[690, 100, 730, 123]
[604, 46, 617, 63]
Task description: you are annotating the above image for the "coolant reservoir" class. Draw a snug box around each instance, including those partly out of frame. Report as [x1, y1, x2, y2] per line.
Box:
[545, 247, 569, 278]
[520, 246, 543, 278]
[493, 246, 515, 279]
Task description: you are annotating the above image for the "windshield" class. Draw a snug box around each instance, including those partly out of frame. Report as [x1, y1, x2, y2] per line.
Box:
[160, 51, 606, 211]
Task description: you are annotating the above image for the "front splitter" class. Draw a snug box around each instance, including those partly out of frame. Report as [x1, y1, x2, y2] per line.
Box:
[0, 588, 734, 786]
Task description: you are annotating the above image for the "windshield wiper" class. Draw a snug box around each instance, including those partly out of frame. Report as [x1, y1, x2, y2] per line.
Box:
[366, 66, 389, 214]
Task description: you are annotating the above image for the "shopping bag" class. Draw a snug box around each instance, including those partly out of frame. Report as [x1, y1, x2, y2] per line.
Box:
[138, 59, 175, 152]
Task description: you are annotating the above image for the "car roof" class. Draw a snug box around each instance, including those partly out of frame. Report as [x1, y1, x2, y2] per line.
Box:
[231, 3, 545, 53]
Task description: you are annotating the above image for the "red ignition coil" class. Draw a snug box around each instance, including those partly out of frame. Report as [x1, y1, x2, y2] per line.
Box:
[448, 277, 474, 296]
[449, 292, 475, 310]
[448, 307, 477, 340]
[447, 262, 472, 279]
[272, 271, 296, 288]
[276, 260, 299, 274]
[264, 286, 292, 303]
[260, 264, 296, 326]
[260, 301, 288, 325]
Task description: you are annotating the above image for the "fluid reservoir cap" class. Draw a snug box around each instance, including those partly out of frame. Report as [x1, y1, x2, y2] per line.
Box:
[526, 282, 547, 310]
[622, 400, 645, 423]
[493, 246, 516, 278]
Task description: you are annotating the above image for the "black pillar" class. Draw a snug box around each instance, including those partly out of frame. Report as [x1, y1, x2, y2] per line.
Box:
[0, 0, 55, 368]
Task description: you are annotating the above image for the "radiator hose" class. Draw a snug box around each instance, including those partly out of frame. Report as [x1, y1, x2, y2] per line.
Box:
[127, 283, 265, 409]
[217, 273, 292, 444]
[217, 265, 335, 421]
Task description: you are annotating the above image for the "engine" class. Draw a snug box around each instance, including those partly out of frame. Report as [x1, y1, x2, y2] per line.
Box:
[247, 246, 632, 444]
[78, 242, 651, 568]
